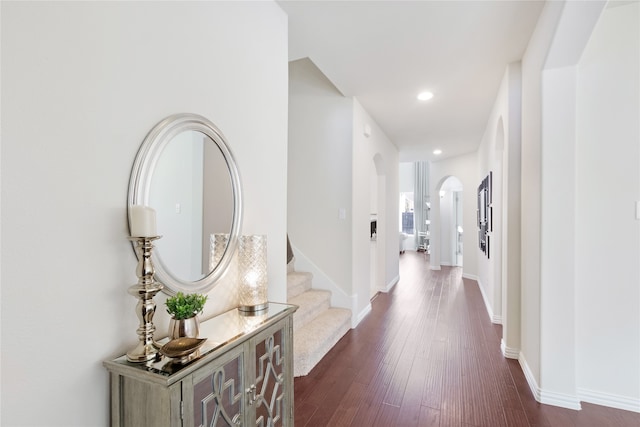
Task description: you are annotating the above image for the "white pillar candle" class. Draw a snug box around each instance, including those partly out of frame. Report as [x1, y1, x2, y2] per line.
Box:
[130, 205, 157, 237]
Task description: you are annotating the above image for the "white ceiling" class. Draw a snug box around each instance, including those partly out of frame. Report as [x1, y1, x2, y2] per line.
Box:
[277, 0, 545, 162]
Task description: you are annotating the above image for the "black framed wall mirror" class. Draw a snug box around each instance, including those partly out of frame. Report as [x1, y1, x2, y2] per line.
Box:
[477, 171, 492, 258]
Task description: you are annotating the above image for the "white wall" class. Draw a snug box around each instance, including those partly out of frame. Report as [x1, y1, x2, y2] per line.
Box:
[501, 62, 523, 359]
[1, 2, 288, 425]
[287, 58, 353, 293]
[475, 78, 506, 325]
[399, 162, 417, 251]
[519, 0, 639, 411]
[472, 62, 523, 345]
[439, 177, 463, 267]
[538, 0, 608, 410]
[520, 0, 565, 394]
[575, 1, 640, 409]
[352, 99, 400, 319]
[540, 64, 580, 406]
[399, 162, 414, 193]
[439, 190, 454, 266]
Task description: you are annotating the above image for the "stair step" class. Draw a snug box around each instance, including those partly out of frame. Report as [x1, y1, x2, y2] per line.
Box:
[293, 307, 352, 377]
[289, 289, 332, 331]
[287, 271, 313, 298]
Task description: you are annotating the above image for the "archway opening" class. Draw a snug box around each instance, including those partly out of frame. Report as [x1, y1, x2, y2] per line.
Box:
[438, 176, 464, 267]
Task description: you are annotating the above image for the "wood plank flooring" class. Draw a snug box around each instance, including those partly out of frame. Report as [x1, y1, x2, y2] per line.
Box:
[293, 251, 640, 426]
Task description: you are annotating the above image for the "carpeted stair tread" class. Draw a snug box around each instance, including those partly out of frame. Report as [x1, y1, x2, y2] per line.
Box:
[289, 289, 332, 331]
[293, 307, 352, 377]
[287, 271, 313, 298]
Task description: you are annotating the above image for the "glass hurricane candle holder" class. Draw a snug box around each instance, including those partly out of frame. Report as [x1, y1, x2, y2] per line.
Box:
[238, 235, 269, 313]
[209, 233, 230, 272]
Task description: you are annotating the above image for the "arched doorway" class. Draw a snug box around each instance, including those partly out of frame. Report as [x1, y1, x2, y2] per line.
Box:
[438, 176, 464, 267]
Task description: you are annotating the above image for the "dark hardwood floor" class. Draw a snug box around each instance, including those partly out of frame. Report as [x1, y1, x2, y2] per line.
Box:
[293, 251, 640, 426]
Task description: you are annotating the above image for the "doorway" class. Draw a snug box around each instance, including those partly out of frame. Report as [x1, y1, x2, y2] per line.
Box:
[439, 176, 463, 267]
[454, 190, 463, 266]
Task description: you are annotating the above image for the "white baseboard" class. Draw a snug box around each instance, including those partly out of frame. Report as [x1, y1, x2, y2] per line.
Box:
[429, 264, 441, 270]
[519, 353, 581, 410]
[355, 301, 371, 328]
[474, 277, 500, 324]
[500, 339, 519, 359]
[518, 354, 639, 412]
[519, 353, 542, 402]
[540, 389, 582, 411]
[579, 388, 640, 413]
[462, 273, 478, 281]
[382, 275, 399, 293]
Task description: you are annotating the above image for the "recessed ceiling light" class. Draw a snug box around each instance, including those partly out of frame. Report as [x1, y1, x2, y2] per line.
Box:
[417, 91, 434, 101]
[433, 149, 442, 155]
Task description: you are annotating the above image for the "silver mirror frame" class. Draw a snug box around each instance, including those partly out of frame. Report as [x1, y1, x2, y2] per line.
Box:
[128, 113, 243, 295]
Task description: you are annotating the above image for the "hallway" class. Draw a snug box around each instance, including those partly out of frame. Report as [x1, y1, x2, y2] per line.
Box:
[293, 251, 640, 426]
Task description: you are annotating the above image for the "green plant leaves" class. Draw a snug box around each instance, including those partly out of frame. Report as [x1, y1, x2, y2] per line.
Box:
[165, 292, 208, 320]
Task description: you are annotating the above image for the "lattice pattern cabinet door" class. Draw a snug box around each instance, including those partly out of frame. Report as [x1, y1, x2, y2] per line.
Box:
[249, 321, 293, 427]
[187, 345, 245, 427]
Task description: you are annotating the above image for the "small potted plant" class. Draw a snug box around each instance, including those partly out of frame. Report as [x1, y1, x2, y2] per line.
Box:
[165, 292, 208, 339]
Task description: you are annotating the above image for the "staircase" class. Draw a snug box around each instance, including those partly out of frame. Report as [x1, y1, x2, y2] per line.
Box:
[287, 261, 352, 377]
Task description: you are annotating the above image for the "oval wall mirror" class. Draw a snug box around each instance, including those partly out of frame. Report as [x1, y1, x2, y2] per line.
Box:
[128, 113, 243, 295]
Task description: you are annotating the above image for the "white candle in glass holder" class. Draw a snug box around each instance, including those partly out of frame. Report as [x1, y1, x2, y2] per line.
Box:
[130, 205, 157, 237]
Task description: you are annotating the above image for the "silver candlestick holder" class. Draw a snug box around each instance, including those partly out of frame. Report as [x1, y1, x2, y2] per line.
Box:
[126, 236, 164, 363]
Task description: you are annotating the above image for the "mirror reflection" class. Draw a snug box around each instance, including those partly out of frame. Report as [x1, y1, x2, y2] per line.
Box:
[128, 113, 242, 295]
[149, 130, 234, 282]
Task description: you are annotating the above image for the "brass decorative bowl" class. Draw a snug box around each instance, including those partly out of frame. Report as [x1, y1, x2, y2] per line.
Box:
[160, 337, 207, 361]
